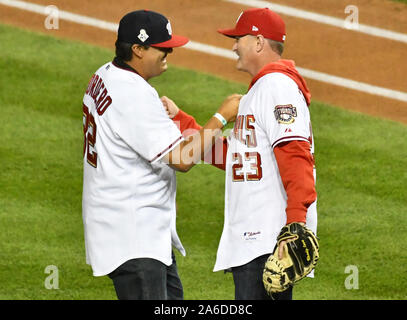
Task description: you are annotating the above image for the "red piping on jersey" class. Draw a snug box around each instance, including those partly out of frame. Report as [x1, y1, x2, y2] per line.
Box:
[149, 135, 184, 163]
[271, 135, 310, 149]
[172, 110, 227, 170]
[249, 59, 311, 106]
[274, 140, 317, 224]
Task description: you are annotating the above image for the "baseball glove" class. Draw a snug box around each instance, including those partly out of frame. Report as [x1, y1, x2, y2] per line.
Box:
[263, 222, 319, 295]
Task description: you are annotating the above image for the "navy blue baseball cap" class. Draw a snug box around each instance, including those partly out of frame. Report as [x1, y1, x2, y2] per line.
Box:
[117, 10, 189, 48]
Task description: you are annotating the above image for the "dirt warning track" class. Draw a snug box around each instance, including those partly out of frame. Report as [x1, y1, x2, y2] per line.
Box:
[1, 0, 406, 123]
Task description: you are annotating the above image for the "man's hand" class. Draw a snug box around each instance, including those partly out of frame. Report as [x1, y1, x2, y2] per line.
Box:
[161, 96, 179, 119]
[161, 93, 241, 172]
[217, 94, 242, 123]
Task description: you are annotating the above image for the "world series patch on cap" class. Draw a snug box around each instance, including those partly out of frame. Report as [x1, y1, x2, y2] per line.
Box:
[117, 10, 189, 48]
[218, 8, 286, 43]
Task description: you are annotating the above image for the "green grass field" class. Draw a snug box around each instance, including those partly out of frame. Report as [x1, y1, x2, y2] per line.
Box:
[0, 24, 406, 300]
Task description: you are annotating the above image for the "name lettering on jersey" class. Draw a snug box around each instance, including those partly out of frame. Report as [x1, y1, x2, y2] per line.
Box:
[86, 74, 113, 116]
[274, 104, 297, 124]
[233, 114, 257, 148]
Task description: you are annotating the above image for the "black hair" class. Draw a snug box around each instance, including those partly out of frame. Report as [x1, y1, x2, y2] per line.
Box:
[115, 40, 134, 61]
[115, 40, 152, 62]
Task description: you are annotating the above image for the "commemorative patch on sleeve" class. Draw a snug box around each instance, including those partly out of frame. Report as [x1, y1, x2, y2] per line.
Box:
[274, 104, 297, 124]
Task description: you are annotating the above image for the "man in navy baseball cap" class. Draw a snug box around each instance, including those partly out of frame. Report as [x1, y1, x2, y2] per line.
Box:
[114, 10, 189, 80]
[84, 8, 240, 301]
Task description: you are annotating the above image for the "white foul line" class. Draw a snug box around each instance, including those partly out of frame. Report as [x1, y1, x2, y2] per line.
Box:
[223, 0, 407, 44]
[1, 0, 407, 103]
[0, 0, 118, 31]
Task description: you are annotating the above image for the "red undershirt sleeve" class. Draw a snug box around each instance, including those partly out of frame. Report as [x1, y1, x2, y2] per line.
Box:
[273, 140, 317, 224]
[172, 109, 227, 171]
[172, 109, 201, 133]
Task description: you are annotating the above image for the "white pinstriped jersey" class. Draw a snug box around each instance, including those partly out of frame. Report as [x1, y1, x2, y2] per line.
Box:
[82, 62, 185, 276]
[214, 73, 317, 271]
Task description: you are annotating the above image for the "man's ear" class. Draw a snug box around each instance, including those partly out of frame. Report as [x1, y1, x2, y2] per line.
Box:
[256, 35, 265, 53]
[132, 44, 145, 59]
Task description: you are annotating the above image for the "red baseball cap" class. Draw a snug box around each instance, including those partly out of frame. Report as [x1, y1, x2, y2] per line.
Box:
[118, 10, 189, 48]
[218, 8, 286, 43]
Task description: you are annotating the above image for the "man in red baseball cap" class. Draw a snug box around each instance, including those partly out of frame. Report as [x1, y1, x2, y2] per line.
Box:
[146, 7, 318, 301]
[214, 8, 317, 300]
[211, 7, 317, 300]
[218, 8, 287, 78]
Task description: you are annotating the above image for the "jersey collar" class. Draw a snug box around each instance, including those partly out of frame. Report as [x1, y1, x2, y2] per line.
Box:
[248, 59, 311, 106]
[112, 57, 141, 75]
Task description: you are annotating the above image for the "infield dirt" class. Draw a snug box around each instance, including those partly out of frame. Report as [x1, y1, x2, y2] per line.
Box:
[1, 0, 406, 123]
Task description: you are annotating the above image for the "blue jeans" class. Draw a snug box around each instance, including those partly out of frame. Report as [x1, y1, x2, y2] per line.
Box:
[231, 254, 293, 300]
[108, 251, 183, 300]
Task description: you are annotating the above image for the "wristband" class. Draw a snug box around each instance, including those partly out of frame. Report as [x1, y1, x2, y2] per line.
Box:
[213, 113, 227, 127]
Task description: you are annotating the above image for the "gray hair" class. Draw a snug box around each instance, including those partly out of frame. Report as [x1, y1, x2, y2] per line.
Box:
[267, 39, 284, 56]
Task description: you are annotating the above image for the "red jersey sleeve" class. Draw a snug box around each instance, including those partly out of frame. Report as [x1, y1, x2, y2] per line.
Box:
[172, 109, 227, 170]
[273, 140, 317, 224]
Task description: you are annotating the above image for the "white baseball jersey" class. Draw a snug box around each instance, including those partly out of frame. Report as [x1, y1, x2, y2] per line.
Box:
[82, 61, 185, 276]
[214, 72, 317, 271]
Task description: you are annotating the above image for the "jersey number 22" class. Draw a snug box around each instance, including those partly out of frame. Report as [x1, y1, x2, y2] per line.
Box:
[83, 104, 97, 168]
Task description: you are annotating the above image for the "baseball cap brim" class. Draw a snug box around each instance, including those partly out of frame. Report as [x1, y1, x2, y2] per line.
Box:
[217, 28, 246, 38]
[151, 34, 189, 48]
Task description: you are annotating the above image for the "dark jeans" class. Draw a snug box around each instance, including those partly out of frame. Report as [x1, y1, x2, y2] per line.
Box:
[231, 254, 293, 300]
[108, 251, 183, 300]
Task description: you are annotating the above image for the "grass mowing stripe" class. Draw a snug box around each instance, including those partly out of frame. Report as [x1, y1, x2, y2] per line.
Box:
[0, 23, 406, 300]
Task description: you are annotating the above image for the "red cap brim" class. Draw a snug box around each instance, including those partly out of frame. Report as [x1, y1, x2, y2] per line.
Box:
[151, 34, 189, 48]
[217, 28, 245, 38]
